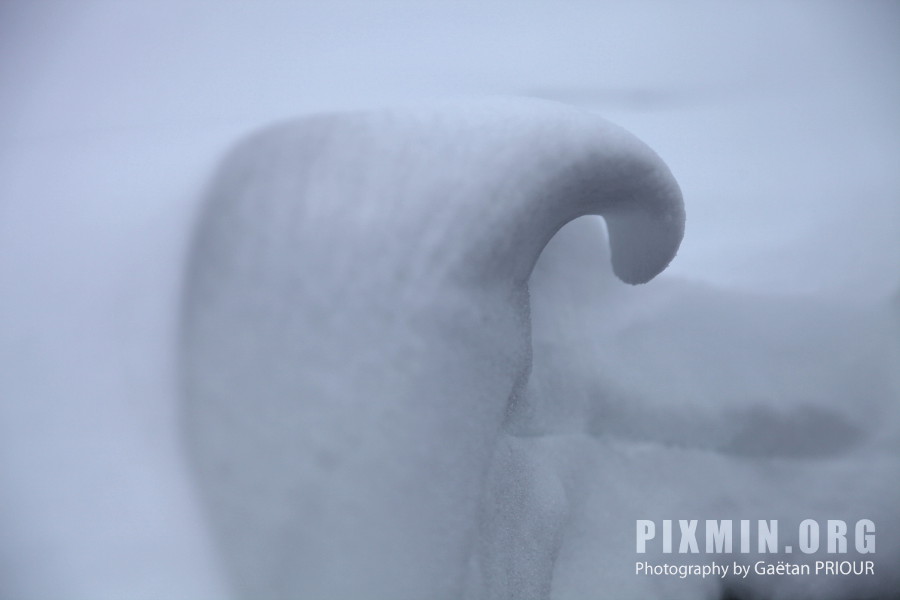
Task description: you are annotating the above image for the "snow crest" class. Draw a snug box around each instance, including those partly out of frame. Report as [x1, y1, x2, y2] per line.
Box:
[181, 100, 684, 599]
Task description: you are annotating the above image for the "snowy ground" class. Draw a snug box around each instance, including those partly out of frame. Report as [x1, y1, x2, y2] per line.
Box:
[1, 2, 898, 599]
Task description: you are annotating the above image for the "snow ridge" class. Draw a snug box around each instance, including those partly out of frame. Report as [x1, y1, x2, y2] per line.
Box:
[180, 100, 684, 599]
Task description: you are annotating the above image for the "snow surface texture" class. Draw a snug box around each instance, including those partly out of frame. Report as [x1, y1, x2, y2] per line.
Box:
[512, 217, 900, 600]
[182, 102, 899, 600]
[182, 100, 684, 599]
[2, 2, 899, 600]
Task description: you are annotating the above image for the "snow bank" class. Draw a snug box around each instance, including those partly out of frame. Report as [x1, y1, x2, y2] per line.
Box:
[513, 216, 900, 599]
[182, 100, 899, 599]
[181, 100, 684, 599]
[2, 3, 897, 599]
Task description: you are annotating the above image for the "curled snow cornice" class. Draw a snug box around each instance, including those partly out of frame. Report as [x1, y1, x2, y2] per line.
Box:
[180, 99, 685, 599]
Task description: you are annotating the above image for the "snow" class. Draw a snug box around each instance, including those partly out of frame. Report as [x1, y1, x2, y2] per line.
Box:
[1, 2, 898, 599]
[181, 100, 683, 599]
[512, 215, 900, 599]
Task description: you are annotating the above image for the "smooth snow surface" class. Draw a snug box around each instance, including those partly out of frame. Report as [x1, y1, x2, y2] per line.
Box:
[181, 101, 683, 599]
[1, 2, 898, 599]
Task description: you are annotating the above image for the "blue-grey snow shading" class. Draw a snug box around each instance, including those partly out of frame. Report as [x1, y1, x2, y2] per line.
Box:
[181, 100, 900, 600]
[512, 217, 900, 600]
[2, 2, 899, 599]
[181, 100, 684, 599]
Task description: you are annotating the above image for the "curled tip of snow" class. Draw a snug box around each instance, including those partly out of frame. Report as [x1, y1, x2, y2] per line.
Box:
[194, 100, 686, 291]
[451, 100, 686, 287]
[605, 189, 685, 285]
[181, 99, 687, 598]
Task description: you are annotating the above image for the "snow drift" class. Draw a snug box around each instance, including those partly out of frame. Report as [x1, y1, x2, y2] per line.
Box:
[181, 100, 684, 599]
[180, 99, 900, 599]
[3, 3, 898, 599]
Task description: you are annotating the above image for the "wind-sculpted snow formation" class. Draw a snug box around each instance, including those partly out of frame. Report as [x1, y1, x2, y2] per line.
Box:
[181, 100, 899, 599]
[182, 100, 683, 598]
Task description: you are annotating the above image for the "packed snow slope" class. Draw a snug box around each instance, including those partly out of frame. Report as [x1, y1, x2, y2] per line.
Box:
[1, 2, 898, 599]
